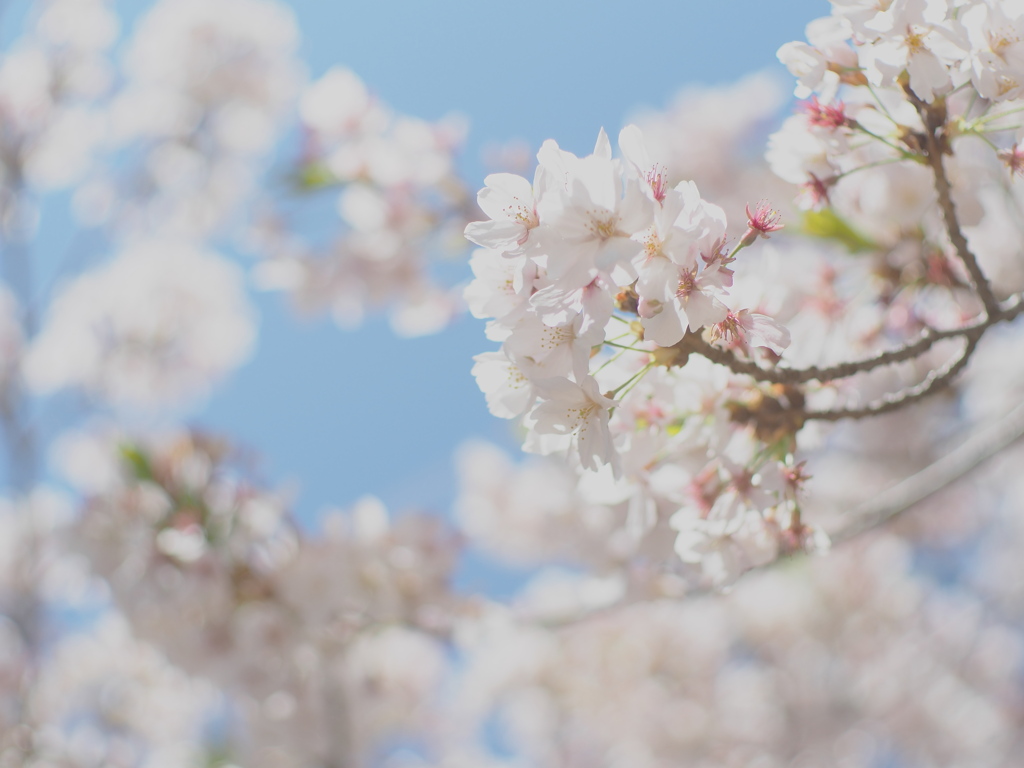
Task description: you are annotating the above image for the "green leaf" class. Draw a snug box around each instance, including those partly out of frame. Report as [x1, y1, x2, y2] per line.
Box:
[291, 161, 338, 191]
[666, 418, 685, 437]
[766, 434, 797, 463]
[802, 208, 878, 253]
[118, 443, 154, 482]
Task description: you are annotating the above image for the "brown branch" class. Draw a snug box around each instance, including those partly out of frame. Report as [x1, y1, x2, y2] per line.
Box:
[916, 96, 1001, 317]
[684, 293, 1024, 387]
[800, 331, 979, 422]
[689, 325, 963, 384]
[926, 144, 1000, 316]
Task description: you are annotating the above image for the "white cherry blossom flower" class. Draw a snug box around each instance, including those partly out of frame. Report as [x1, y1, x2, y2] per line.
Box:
[636, 257, 729, 346]
[960, 0, 1024, 101]
[527, 376, 619, 473]
[533, 130, 652, 289]
[859, 0, 968, 102]
[464, 248, 538, 329]
[529, 272, 616, 333]
[670, 510, 779, 586]
[464, 171, 542, 254]
[766, 114, 843, 188]
[471, 350, 543, 419]
[831, 0, 897, 36]
[505, 312, 604, 381]
[777, 16, 856, 99]
[710, 309, 791, 356]
[633, 182, 731, 345]
[618, 123, 670, 203]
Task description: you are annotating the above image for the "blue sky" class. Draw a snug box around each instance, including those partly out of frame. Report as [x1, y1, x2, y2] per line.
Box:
[191, 0, 826, 525]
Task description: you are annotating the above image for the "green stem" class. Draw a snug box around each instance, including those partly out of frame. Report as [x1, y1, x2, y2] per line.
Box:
[602, 340, 649, 353]
[593, 347, 629, 375]
[610, 362, 654, 399]
[851, 122, 920, 159]
[963, 88, 979, 120]
[837, 156, 908, 178]
[981, 123, 1021, 134]
[968, 105, 1024, 128]
[728, 240, 749, 260]
[971, 131, 1001, 151]
[864, 82, 899, 125]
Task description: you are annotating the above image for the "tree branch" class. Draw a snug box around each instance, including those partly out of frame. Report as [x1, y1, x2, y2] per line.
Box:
[917, 96, 1001, 317]
[684, 294, 1024, 387]
[830, 401, 1024, 544]
[322, 648, 357, 768]
[666, 97, 1015, 396]
[799, 331, 979, 422]
[927, 145, 1000, 316]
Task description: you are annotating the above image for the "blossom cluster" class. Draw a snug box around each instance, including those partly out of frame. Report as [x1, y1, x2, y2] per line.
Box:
[253, 67, 474, 335]
[10, 0, 303, 414]
[774, 0, 1024, 214]
[83, 0, 302, 238]
[780, 0, 1024, 106]
[67, 429, 462, 767]
[450, 480, 1024, 768]
[461, 0, 1024, 587]
[0, 0, 117, 197]
[26, 241, 255, 409]
[465, 127, 825, 584]
[449, 319, 1024, 765]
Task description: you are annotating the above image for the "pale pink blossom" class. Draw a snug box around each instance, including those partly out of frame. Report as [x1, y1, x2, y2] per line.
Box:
[710, 309, 791, 356]
[527, 376, 619, 473]
[25, 242, 255, 409]
[960, 1, 1024, 101]
[858, 0, 968, 102]
[465, 171, 542, 253]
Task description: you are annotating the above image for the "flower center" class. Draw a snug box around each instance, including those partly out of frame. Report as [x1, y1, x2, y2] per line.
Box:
[676, 268, 698, 299]
[587, 209, 619, 240]
[645, 165, 668, 202]
[504, 198, 538, 228]
[990, 28, 1019, 56]
[904, 26, 927, 55]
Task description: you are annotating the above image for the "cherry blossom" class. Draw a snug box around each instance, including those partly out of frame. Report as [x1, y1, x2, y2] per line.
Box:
[527, 376, 620, 473]
[251, 66, 472, 336]
[25, 242, 255, 409]
[465, 123, 804, 571]
[465, 171, 542, 253]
